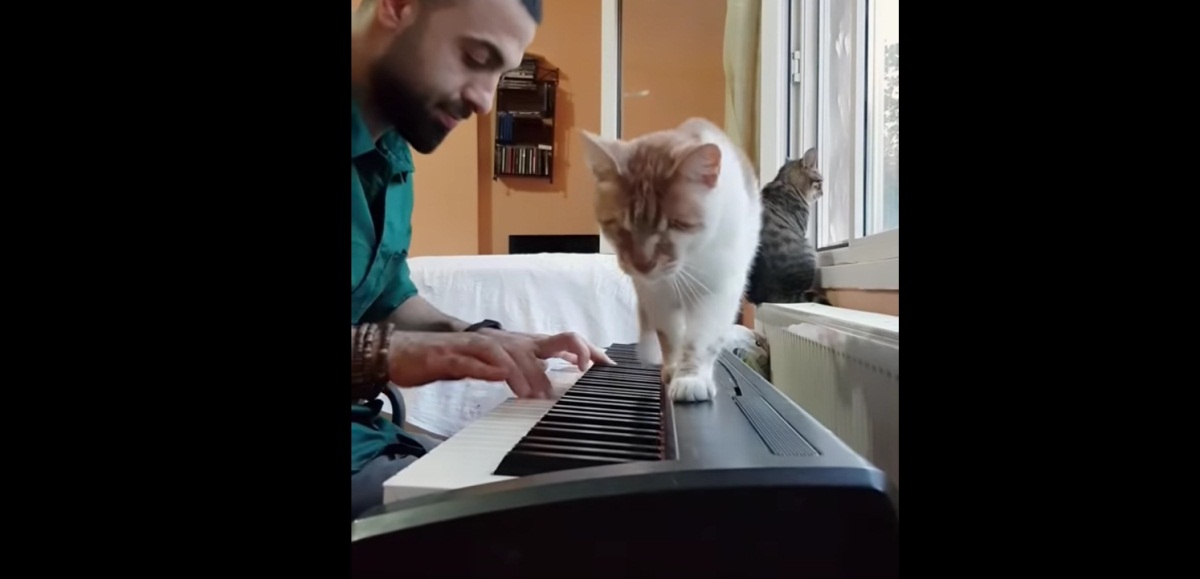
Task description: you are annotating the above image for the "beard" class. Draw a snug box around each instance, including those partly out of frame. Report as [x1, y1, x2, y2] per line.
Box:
[368, 38, 467, 154]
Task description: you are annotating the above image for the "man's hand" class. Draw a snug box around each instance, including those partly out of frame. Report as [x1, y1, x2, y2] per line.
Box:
[386, 329, 616, 399]
[387, 331, 547, 398]
[480, 329, 617, 372]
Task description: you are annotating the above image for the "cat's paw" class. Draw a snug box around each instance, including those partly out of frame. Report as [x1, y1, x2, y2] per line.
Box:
[668, 374, 717, 403]
[637, 338, 663, 365]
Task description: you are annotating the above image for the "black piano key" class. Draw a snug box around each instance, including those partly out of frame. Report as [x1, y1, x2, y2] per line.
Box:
[535, 419, 662, 437]
[590, 365, 663, 378]
[552, 402, 659, 420]
[547, 404, 660, 419]
[520, 435, 662, 454]
[568, 381, 662, 396]
[528, 424, 662, 444]
[579, 370, 661, 381]
[577, 384, 660, 394]
[555, 397, 660, 412]
[494, 450, 630, 477]
[603, 348, 638, 357]
[579, 372, 661, 385]
[511, 441, 662, 461]
[572, 381, 660, 393]
[561, 392, 660, 407]
[545, 407, 661, 426]
[581, 379, 660, 390]
[543, 409, 660, 429]
[604, 343, 638, 352]
[575, 379, 661, 391]
[557, 394, 659, 408]
[586, 366, 662, 378]
[565, 391, 659, 403]
[602, 354, 644, 366]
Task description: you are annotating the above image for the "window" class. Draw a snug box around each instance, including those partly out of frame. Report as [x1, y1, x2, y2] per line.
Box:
[785, 0, 898, 291]
[867, 0, 899, 236]
[788, 0, 899, 248]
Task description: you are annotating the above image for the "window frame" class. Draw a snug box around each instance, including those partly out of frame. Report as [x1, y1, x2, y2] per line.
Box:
[786, 0, 898, 291]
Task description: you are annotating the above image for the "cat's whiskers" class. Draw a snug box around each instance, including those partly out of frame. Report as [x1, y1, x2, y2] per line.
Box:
[676, 271, 704, 310]
[679, 267, 713, 296]
[670, 274, 698, 310]
[682, 278, 701, 312]
[668, 275, 684, 308]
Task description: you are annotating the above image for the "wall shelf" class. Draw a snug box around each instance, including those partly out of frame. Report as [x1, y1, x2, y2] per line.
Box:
[493, 56, 559, 183]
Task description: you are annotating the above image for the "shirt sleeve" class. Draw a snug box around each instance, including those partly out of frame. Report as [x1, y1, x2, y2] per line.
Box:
[363, 255, 419, 322]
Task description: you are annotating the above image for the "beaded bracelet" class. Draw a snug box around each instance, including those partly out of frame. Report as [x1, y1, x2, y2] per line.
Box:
[350, 322, 395, 401]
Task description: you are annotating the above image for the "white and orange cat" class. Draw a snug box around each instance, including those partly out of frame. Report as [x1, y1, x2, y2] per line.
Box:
[580, 118, 762, 403]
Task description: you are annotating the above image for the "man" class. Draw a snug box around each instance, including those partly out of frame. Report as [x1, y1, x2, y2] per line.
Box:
[350, 0, 612, 519]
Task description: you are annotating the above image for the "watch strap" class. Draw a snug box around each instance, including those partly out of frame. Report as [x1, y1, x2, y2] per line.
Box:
[464, 319, 503, 333]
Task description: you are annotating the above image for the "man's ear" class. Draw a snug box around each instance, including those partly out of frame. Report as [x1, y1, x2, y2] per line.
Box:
[580, 130, 624, 181]
[375, 0, 417, 30]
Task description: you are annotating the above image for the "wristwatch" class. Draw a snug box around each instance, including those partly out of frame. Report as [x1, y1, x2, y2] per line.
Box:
[464, 319, 503, 333]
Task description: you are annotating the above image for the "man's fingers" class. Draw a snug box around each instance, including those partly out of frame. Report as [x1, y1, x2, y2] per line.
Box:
[537, 332, 593, 372]
[588, 343, 617, 366]
[514, 350, 552, 398]
[545, 351, 580, 365]
[468, 339, 531, 397]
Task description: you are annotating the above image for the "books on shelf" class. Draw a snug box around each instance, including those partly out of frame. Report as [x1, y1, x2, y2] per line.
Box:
[494, 56, 556, 179]
[494, 144, 552, 177]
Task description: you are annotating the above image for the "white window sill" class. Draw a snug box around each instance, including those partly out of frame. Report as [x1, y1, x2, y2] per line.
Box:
[817, 228, 898, 291]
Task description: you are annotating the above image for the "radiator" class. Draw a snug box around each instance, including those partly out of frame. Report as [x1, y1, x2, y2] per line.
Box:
[754, 303, 899, 495]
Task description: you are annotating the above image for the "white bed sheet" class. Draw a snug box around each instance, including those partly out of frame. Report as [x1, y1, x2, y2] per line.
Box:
[393, 252, 639, 437]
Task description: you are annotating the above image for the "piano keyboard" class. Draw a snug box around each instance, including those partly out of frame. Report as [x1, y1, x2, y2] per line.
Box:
[381, 343, 671, 504]
[493, 343, 669, 476]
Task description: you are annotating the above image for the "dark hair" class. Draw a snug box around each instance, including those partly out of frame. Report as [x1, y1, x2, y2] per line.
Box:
[519, 0, 542, 23]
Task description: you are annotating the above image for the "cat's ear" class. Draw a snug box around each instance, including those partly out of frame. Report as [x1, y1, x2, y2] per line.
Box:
[579, 130, 623, 180]
[801, 147, 818, 169]
[677, 143, 722, 188]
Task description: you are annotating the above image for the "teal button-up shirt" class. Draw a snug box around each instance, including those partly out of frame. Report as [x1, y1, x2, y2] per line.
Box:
[350, 97, 426, 475]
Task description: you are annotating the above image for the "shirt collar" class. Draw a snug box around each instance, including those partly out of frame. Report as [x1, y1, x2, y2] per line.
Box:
[350, 97, 414, 173]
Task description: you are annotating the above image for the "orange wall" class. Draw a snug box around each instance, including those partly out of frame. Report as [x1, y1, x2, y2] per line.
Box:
[409, 117, 480, 256]
[478, 0, 604, 254]
[620, 0, 728, 137]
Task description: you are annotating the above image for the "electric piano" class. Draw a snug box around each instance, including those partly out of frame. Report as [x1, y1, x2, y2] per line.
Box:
[353, 343, 899, 578]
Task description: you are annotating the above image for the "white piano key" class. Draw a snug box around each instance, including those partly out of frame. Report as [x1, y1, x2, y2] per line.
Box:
[382, 369, 584, 504]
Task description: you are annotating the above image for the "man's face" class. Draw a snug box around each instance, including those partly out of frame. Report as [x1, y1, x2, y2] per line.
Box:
[369, 0, 537, 154]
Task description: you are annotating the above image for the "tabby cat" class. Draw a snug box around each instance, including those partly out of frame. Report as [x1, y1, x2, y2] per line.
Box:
[745, 148, 830, 306]
[580, 118, 762, 403]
